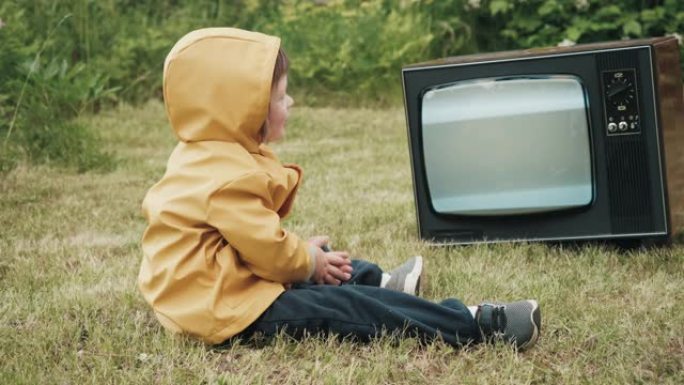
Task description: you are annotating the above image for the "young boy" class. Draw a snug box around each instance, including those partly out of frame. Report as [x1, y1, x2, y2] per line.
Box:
[138, 28, 541, 350]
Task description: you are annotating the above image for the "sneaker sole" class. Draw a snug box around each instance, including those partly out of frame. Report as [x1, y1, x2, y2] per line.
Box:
[403, 256, 423, 296]
[517, 299, 541, 351]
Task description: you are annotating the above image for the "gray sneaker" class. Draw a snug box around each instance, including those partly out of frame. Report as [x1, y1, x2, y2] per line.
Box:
[475, 300, 541, 351]
[382, 256, 423, 296]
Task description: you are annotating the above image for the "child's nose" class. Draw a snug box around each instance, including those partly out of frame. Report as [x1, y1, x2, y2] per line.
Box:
[287, 95, 294, 108]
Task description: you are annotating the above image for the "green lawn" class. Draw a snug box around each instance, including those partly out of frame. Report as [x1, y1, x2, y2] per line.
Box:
[1, 102, 682, 384]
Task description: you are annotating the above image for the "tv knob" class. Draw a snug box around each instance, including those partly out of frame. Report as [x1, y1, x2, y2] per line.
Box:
[618, 121, 628, 131]
[608, 122, 618, 132]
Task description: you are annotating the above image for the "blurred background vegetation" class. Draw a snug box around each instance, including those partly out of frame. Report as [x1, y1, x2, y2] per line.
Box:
[1, 0, 683, 172]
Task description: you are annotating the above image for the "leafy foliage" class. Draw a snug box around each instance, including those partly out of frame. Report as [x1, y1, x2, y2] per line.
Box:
[0, 5, 115, 172]
[1, 0, 683, 172]
[468, 0, 684, 52]
[259, 0, 436, 104]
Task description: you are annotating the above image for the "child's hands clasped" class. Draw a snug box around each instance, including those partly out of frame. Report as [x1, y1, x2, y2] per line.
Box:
[308, 236, 353, 286]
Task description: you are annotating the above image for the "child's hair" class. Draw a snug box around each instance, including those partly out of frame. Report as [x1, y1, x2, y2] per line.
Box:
[273, 47, 289, 88]
[259, 47, 289, 142]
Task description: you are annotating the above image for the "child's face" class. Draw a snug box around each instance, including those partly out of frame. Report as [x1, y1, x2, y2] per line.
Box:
[265, 74, 294, 142]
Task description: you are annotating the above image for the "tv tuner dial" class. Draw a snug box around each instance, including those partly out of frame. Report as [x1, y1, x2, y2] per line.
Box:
[608, 122, 618, 132]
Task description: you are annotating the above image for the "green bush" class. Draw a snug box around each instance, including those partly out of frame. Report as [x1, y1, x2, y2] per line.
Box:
[12, 57, 116, 171]
[467, 0, 684, 53]
[257, 0, 437, 105]
[1, 0, 683, 172]
[0, 6, 114, 173]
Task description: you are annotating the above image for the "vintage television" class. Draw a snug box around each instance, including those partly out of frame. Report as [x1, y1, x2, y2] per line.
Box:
[402, 37, 684, 245]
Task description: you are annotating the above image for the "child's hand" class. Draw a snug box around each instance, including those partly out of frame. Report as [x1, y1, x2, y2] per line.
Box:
[311, 249, 353, 286]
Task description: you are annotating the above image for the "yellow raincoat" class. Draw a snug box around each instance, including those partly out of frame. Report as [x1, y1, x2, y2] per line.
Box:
[138, 28, 313, 344]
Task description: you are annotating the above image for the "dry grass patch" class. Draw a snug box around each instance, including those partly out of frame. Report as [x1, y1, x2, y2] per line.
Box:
[1, 102, 683, 384]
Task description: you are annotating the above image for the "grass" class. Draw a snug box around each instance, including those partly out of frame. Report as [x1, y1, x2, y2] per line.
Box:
[1, 101, 683, 384]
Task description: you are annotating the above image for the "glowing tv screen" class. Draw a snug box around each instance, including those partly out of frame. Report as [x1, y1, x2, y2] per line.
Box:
[421, 76, 593, 215]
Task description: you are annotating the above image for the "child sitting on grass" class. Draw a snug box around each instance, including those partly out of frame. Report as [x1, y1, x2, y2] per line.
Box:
[138, 28, 541, 350]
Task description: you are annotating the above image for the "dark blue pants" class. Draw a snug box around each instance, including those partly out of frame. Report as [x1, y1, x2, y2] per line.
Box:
[235, 260, 481, 347]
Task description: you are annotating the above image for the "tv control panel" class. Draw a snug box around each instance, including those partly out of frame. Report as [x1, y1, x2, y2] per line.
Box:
[602, 69, 641, 136]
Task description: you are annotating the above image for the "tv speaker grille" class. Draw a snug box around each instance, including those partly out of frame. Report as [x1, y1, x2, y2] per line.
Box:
[606, 136, 654, 233]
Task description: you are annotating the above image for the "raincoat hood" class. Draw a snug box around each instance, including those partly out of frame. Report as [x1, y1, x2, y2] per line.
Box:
[163, 28, 280, 153]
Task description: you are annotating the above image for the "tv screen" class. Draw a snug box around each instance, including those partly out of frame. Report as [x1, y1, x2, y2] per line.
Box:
[421, 75, 593, 216]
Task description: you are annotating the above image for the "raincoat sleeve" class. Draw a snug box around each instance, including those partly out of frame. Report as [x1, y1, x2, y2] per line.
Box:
[207, 172, 314, 283]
